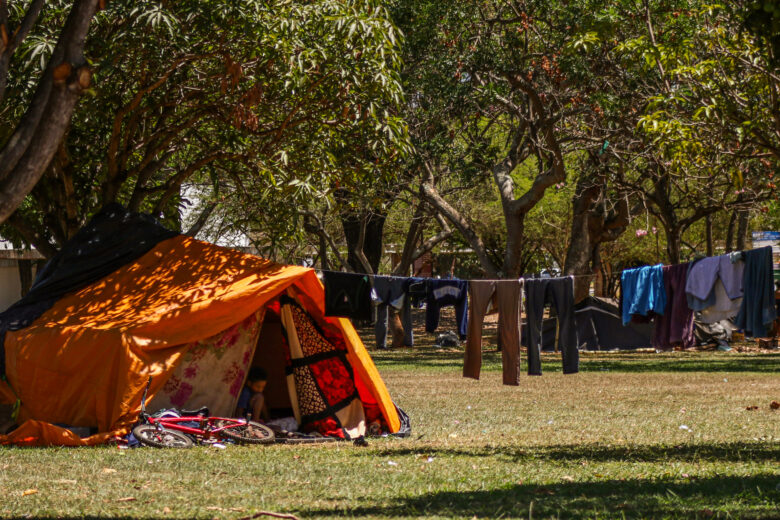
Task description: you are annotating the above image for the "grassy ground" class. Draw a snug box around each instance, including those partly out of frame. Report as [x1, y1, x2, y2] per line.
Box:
[1, 317, 779, 519]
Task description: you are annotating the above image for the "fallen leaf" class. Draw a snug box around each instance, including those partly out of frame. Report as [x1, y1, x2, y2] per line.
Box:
[22, 489, 38, 497]
[561, 475, 575, 482]
[102, 468, 117, 474]
[205, 506, 224, 511]
[116, 497, 136, 502]
[162, 507, 171, 514]
[54, 479, 77, 484]
[770, 401, 780, 410]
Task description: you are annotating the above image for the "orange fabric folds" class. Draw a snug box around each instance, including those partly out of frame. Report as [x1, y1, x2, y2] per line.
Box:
[1, 236, 399, 444]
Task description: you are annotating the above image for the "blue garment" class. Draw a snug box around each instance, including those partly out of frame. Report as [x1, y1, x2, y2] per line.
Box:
[372, 276, 415, 348]
[236, 387, 252, 411]
[425, 279, 469, 339]
[735, 246, 777, 338]
[621, 264, 666, 325]
[686, 254, 745, 311]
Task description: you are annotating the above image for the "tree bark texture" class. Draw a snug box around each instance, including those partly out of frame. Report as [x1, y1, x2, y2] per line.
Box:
[563, 163, 629, 302]
[0, 0, 99, 225]
[341, 209, 385, 274]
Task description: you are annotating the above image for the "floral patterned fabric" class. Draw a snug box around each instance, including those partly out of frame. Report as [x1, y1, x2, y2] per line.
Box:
[149, 310, 265, 417]
[280, 298, 365, 439]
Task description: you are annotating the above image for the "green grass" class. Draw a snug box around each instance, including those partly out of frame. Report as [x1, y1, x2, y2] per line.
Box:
[1, 347, 779, 519]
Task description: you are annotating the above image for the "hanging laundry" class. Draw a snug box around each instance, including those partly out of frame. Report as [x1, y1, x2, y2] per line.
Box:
[425, 279, 468, 339]
[621, 264, 666, 325]
[735, 246, 777, 338]
[653, 263, 695, 350]
[699, 280, 743, 324]
[524, 276, 578, 375]
[686, 254, 744, 311]
[322, 271, 372, 321]
[406, 277, 427, 308]
[463, 279, 523, 385]
[372, 276, 414, 349]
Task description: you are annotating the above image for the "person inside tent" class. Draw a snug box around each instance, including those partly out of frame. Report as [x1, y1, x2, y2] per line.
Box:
[235, 367, 270, 421]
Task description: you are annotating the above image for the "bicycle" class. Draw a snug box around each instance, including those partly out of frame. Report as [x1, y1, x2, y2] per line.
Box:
[132, 377, 275, 448]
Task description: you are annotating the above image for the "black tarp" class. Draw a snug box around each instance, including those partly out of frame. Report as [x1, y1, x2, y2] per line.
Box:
[0, 204, 178, 374]
[522, 296, 653, 351]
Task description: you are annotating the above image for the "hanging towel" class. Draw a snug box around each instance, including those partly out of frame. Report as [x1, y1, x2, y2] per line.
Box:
[735, 247, 777, 338]
[425, 279, 468, 339]
[621, 264, 666, 325]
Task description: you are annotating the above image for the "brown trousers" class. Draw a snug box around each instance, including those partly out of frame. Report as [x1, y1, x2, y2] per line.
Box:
[463, 279, 524, 385]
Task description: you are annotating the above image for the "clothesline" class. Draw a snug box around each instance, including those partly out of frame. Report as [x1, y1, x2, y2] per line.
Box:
[313, 247, 770, 283]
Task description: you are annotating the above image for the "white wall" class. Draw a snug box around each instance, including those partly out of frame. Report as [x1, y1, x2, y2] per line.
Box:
[0, 262, 22, 312]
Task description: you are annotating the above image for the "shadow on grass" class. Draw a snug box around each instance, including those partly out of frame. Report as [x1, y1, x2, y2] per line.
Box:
[298, 473, 780, 519]
[366, 441, 780, 464]
[371, 349, 780, 373]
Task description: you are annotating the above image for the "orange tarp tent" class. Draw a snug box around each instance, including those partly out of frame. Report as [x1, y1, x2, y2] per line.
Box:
[0, 235, 400, 446]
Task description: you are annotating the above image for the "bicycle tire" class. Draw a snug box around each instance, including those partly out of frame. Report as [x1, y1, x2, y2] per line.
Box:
[132, 424, 194, 448]
[215, 419, 275, 445]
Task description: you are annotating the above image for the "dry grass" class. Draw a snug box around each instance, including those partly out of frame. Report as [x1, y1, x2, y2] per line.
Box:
[1, 308, 779, 519]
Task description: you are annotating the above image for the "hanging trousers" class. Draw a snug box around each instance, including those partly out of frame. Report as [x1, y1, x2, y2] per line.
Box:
[374, 297, 414, 348]
[653, 263, 695, 350]
[524, 276, 579, 375]
[464, 279, 524, 385]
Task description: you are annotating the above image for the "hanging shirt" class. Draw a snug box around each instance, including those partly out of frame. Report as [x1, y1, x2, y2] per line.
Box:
[686, 254, 745, 311]
[735, 246, 777, 338]
[425, 279, 469, 339]
[621, 264, 666, 325]
[322, 271, 372, 321]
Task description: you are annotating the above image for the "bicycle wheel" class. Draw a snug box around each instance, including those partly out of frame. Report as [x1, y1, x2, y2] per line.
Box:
[132, 424, 194, 448]
[215, 419, 275, 445]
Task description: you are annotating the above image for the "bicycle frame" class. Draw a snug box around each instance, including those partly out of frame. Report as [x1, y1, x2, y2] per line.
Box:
[147, 415, 248, 440]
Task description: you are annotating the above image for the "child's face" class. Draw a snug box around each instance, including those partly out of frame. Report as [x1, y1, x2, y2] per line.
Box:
[248, 379, 267, 393]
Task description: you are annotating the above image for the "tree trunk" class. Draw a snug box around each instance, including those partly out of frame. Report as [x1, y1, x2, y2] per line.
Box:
[705, 213, 713, 256]
[563, 178, 601, 302]
[736, 210, 750, 250]
[392, 201, 425, 276]
[502, 212, 525, 278]
[318, 232, 329, 270]
[0, 0, 99, 225]
[17, 259, 34, 296]
[725, 210, 737, 252]
[342, 210, 385, 274]
[666, 226, 681, 264]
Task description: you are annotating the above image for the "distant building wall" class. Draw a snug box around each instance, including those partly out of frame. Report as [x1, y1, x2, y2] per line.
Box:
[0, 250, 44, 312]
[0, 261, 22, 312]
